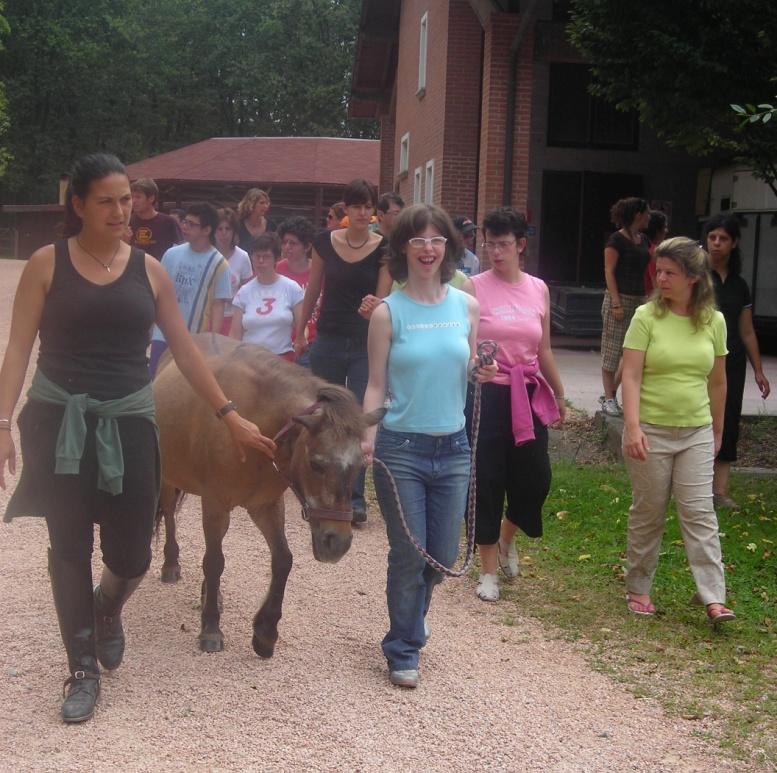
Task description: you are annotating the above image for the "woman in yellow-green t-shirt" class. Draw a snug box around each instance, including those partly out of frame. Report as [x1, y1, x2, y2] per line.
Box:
[621, 237, 734, 624]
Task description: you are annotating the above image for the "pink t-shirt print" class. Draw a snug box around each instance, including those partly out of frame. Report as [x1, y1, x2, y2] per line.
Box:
[471, 270, 546, 387]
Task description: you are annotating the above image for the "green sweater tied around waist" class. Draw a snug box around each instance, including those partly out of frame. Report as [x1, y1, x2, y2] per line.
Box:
[27, 369, 158, 496]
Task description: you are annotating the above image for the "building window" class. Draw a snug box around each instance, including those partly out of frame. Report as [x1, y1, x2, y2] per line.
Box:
[413, 167, 422, 203]
[418, 12, 428, 95]
[424, 160, 435, 204]
[547, 63, 639, 150]
[399, 132, 410, 175]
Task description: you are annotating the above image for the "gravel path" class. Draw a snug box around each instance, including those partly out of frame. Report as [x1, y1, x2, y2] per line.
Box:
[0, 259, 741, 772]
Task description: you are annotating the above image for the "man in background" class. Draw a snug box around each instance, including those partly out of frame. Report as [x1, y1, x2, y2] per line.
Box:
[129, 177, 181, 260]
[453, 216, 481, 276]
[373, 192, 405, 238]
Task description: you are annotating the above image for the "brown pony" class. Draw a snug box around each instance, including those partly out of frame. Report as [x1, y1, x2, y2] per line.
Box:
[153, 334, 382, 656]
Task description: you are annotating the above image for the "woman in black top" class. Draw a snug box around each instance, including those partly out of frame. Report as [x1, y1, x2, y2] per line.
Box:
[294, 178, 391, 524]
[704, 214, 770, 509]
[600, 197, 650, 416]
[236, 188, 276, 251]
[0, 154, 275, 724]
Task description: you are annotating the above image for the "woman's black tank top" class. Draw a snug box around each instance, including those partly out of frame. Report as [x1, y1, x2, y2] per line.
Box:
[37, 240, 156, 400]
[313, 230, 386, 340]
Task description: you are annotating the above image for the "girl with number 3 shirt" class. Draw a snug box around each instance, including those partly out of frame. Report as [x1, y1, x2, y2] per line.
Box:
[229, 233, 303, 361]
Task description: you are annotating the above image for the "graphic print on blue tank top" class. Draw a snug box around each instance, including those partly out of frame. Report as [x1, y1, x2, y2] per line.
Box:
[383, 287, 471, 434]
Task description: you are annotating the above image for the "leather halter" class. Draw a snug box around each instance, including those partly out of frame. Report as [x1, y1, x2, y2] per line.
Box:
[271, 401, 354, 523]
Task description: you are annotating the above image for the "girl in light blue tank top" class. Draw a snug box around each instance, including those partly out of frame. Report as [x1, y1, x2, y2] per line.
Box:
[382, 288, 470, 434]
[362, 204, 496, 688]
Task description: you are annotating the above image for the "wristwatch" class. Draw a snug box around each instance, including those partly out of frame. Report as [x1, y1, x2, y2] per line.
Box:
[215, 401, 237, 419]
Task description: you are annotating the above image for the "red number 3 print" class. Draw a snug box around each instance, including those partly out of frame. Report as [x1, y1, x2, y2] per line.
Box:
[255, 298, 276, 315]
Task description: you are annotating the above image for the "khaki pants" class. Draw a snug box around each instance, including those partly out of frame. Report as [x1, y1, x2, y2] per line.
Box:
[623, 424, 726, 605]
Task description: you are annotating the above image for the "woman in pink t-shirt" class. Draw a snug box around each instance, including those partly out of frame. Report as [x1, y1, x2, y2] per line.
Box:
[463, 208, 566, 603]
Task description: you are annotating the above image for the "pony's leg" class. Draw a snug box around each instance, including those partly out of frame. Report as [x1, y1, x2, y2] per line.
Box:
[199, 498, 230, 653]
[159, 485, 181, 583]
[248, 499, 293, 658]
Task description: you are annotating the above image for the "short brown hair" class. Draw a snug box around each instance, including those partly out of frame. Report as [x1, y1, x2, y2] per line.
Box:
[388, 204, 461, 284]
[343, 178, 377, 208]
[217, 208, 239, 248]
[130, 177, 159, 204]
[249, 232, 281, 260]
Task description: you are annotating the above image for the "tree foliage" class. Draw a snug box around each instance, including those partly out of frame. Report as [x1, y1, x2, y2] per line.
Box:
[1, 0, 373, 202]
[568, 0, 777, 193]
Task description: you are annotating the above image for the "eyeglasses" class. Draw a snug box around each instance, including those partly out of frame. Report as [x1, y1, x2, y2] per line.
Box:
[408, 236, 447, 249]
[183, 219, 202, 229]
[481, 239, 516, 252]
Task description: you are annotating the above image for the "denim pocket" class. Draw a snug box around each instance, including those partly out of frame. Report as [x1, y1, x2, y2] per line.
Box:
[376, 430, 412, 452]
[454, 436, 471, 455]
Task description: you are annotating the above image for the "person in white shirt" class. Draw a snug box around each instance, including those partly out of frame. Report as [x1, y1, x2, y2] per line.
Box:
[229, 233, 304, 360]
[215, 208, 253, 335]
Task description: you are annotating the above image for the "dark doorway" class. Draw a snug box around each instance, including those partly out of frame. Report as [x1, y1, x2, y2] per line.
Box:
[539, 170, 643, 283]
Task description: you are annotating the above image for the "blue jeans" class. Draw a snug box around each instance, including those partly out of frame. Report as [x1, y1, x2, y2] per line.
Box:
[373, 427, 471, 671]
[309, 331, 369, 512]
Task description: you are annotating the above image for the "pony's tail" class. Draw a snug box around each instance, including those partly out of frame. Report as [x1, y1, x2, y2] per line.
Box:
[154, 487, 186, 537]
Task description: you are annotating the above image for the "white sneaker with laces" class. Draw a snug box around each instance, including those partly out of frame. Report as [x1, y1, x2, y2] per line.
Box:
[475, 573, 500, 602]
[498, 538, 519, 578]
[602, 398, 622, 417]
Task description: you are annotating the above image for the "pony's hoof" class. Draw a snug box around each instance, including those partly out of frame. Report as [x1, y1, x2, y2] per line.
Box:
[199, 633, 224, 653]
[252, 634, 276, 659]
[161, 565, 181, 583]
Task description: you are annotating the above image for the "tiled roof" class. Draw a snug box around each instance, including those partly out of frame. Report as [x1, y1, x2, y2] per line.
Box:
[125, 137, 380, 185]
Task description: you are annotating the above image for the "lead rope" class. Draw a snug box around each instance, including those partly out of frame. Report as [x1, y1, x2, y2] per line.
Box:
[371, 340, 497, 579]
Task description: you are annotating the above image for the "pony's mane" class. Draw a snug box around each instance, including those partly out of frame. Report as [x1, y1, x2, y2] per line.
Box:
[229, 343, 363, 437]
[316, 384, 363, 438]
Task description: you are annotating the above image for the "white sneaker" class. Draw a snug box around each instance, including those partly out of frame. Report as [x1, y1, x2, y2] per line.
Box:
[602, 398, 622, 417]
[389, 669, 419, 688]
[475, 573, 500, 602]
[498, 538, 519, 578]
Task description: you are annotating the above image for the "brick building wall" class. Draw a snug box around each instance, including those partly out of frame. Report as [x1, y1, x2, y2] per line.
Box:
[439, 0, 482, 220]
[393, 0, 451, 206]
[379, 113, 396, 194]
[475, 13, 534, 229]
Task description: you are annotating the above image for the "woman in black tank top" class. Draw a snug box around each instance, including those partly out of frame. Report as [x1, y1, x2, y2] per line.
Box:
[294, 178, 392, 525]
[0, 153, 276, 724]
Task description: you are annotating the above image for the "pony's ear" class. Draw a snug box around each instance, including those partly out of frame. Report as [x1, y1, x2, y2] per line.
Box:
[292, 412, 325, 432]
[362, 407, 386, 428]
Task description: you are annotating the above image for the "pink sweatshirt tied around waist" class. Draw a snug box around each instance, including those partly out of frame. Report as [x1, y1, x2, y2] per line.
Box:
[499, 360, 560, 446]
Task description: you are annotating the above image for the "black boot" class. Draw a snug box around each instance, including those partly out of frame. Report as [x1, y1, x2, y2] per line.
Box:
[48, 549, 100, 723]
[94, 568, 144, 670]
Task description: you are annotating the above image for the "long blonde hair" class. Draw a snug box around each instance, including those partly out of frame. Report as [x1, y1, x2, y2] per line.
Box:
[237, 188, 270, 220]
[649, 236, 716, 330]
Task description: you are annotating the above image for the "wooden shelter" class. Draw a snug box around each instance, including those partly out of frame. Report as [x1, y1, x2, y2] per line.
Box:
[125, 136, 381, 227]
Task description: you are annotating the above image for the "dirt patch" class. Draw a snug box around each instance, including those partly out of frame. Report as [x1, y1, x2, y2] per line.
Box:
[736, 414, 777, 468]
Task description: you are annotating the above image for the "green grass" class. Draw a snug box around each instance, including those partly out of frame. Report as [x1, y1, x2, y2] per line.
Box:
[503, 461, 777, 766]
